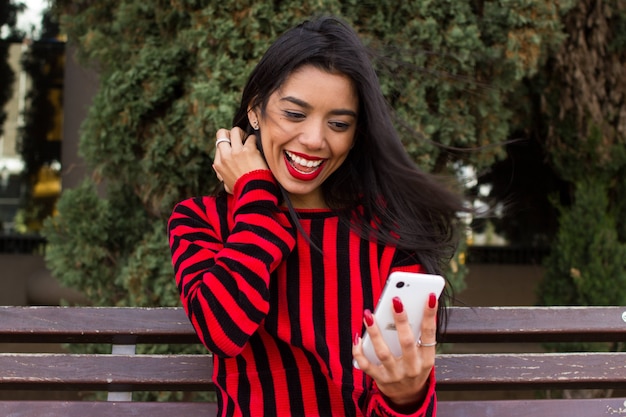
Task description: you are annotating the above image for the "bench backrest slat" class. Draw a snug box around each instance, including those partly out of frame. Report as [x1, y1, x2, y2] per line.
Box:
[0, 353, 213, 391]
[438, 398, 626, 417]
[3, 351, 625, 392]
[0, 401, 218, 417]
[444, 306, 626, 343]
[0, 306, 197, 344]
[1, 399, 624, 417]
[2, 306, 625, 343]
[437, 352, 626, 390]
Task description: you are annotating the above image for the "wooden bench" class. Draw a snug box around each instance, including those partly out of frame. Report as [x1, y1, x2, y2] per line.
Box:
[0, 305, 625, 416]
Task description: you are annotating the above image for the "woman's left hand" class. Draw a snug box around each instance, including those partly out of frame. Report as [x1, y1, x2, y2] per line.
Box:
[352, 293, 438, 410]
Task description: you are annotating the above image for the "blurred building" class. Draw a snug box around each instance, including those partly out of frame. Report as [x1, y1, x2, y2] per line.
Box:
[0, 39, 64, 234]
[0, 42, 28, 232]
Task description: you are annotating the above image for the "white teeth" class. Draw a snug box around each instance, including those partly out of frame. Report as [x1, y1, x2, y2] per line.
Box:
[285, 151, 323, 168]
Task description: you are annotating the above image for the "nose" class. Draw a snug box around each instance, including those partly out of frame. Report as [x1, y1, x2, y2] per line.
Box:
[298, 121, 325, 150]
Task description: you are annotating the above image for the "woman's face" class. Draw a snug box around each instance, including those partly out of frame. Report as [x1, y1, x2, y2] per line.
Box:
[251, 65, 359, 209]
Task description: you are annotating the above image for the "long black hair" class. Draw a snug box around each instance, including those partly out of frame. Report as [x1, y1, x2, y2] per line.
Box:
[231, 16, 464, 277]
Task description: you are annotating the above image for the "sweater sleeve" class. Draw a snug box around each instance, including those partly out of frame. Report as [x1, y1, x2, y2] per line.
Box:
[365, 369, 436, 417]
[167, 170, 296, 357]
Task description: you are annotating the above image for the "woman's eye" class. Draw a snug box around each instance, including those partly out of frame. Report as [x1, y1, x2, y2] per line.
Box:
[284, 111, 305, 119]
[330, 121, 351, 131]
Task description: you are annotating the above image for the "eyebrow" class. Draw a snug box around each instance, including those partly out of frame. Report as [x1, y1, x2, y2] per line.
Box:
[280, 96, 358, 118]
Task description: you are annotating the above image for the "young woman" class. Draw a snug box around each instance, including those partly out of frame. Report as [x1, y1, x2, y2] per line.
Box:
[168, 15, 463, 417]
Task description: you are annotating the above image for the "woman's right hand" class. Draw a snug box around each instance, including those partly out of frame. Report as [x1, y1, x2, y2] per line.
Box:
[212, 127, 268, 193]
[352, 293, 438, 411]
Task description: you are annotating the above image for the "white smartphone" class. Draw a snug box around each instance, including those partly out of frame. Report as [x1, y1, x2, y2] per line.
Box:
[356, 272, 445, 367]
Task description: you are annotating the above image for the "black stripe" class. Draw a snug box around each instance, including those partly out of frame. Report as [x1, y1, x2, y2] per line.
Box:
[358, 229, 376, 412]
[171, 203, 204, 224]
[303, 350, 332, 415]
[285, 248, 301, 345]
[187, 299, 226, 355]
[239, 178, 279, 197]
[213, 355, 235, 416]
[377, 241, 386, 271]
[282, 243, 306, 414]
[226, 240, 274, 267]
[264, 268, 280, 341]
[264, 251, 305, 413]
[179, 230, 222, 245]
[336, 221, 357, 417]
[235, 355, 251, 414]
[249, 334, 278, 417]
[310, 218, 332, 414]
[234, 204, 280, 216]
[360, 237, 374, 311]
[252, 272, 279, 416]
[215, 194, 230, 241]
[178, 255, 215, 278]
[180, 269, 203, 297]
[230, 222, 293, 259]
[199, 285, 250, 352]
[211, 260, 269, 323]
[220, 256, 271, 301]
[171, 199, 216, 230]
[179, 261, 214, 296]
[276, 340, 306, 414]
[174, 242, 210, 277]
[212, 262, 268, 324]
[426, 393, 435, 416]
[192, 195, 208, 214]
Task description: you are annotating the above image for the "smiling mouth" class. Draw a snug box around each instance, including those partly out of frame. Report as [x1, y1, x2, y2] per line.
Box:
[284, 151, 326, 180]
[285, 151, 324, 173]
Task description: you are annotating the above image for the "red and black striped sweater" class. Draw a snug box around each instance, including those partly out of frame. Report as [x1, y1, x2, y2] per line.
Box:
[168, 170, 436, 417]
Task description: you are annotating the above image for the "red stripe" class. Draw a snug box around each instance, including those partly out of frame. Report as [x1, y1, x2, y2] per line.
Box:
[322, 217, 340, 369]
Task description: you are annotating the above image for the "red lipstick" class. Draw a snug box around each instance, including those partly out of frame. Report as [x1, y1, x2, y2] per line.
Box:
[283, 151, 326, 181]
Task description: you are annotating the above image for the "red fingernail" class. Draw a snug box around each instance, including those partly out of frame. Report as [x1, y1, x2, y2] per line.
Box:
[364, 309, 374, 327]
[354, 332, 360, 345]
[429, 293, 437, 309]
[392, 296, 403, 313]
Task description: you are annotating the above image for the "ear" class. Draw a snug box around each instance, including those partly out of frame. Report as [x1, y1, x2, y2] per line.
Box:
[247, 106, 260, 131]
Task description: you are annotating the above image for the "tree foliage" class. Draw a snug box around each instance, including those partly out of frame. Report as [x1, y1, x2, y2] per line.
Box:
[539, 179, 626, 306]
[532, 0, 626, 309]
[43, 0, 570, 308]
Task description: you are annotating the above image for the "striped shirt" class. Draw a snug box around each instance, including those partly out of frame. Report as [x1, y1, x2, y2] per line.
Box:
[168, 170, 436, 417]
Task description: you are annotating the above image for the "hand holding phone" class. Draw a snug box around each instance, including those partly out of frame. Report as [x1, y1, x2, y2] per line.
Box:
[356, 272, 445, 367]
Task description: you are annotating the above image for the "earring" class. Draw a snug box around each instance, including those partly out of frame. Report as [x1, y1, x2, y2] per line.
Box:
[253, 121, 259, 130]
